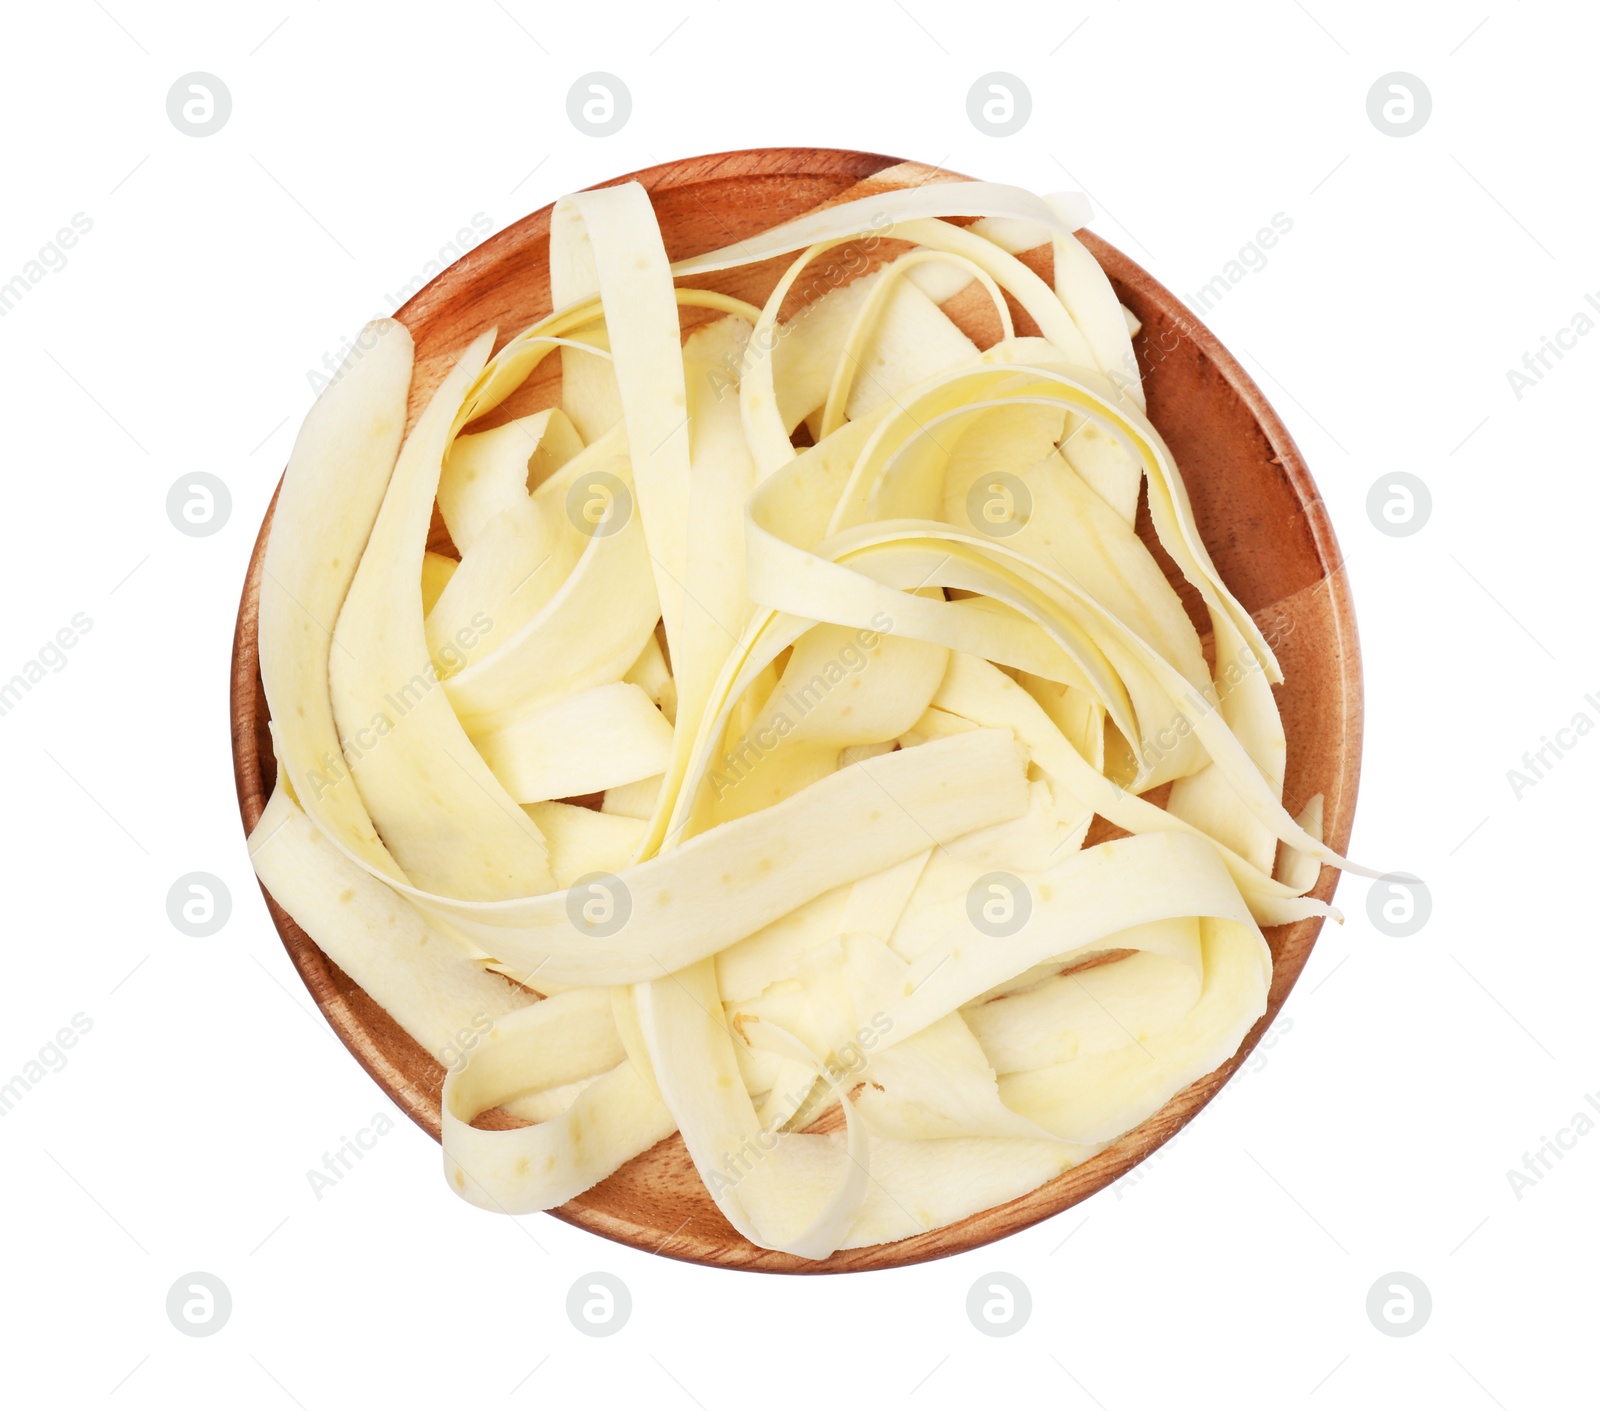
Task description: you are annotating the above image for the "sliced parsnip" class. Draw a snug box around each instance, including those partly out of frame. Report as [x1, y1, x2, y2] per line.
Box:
[852, 1012, 1065, 1142]
[329, 329, 558, 901]
[415, 728, 1031, 985]
[700, 621, 948, 826]
[522, 800, 646, 887]
[442, 989, 676, 1213]
[258, 317, 416, 888]
[601, 774, 663, 821]
[639, 960, 871, 1258]
[624, 630, 677, 724]
[999, 919, 1270, 1143]
[438, 406, 583, 553]
[249, 785, 533, 1065]
[437, 426, 661, 730]
[550, 184, 693, 665]
[769, 263, 981, 435]
[472, 681, 673, 804]
[674, 317, 762, 742]
[558, 326, 623, 443]
[839, 1135, 1093, 1248]
[420, 550, 458, 616]
[964, 928, 1203, 1073]
[250, 176, 1359, 1260]
[875, 831, 1263, 1049]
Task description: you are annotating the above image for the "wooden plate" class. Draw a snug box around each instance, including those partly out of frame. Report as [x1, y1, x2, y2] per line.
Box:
[231, 147, 1361, 1273]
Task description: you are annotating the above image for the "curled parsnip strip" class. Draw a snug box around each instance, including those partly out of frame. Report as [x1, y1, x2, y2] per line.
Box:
[700, 178, 1100, 463]
[931, 653, 1332, 923]
[442, 989, 676, 1213]
[965, 934, 1205, 1073]
[674, 317, 761, 744]
[550, 184, 692, 665]
[838, 1138, 1086, 1249]
[824, 363, 1248, 650]
[258, 317, 415, 887]
[820, 356, 1271, 672]
[999, 919, 1270, 1143]
[440, 428, 661, 731]
[739, 224, 1104, 479]
[1277, 795, 1325, 894]
[250, 784, 534, 1067]
[414, 728, 1031, 985]
[638, 961, 871, 1259]
[842, 387, 1201, 686]
[438, 405, 583, 553]
[875, 830, 1267, 1047]
[451, 284, 775, 437]
[770, 266, 979, 438]
[817, 249, 1010, 440]
[330, 328, 558, 901]
[970, 212, 1145, 416]
[424, 498, 565, 678]
[1048, 221, 1145, 411]
[670, 181, 1093, 280]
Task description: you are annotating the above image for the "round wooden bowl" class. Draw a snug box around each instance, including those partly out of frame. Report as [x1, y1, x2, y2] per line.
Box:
[231, 147, 1361, 1273]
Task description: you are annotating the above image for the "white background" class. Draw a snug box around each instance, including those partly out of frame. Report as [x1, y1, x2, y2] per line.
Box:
[1, 0, 1593, 1405]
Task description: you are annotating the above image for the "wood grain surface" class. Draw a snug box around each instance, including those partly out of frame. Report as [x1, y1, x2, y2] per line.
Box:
[231, 147, 1362, 1273]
